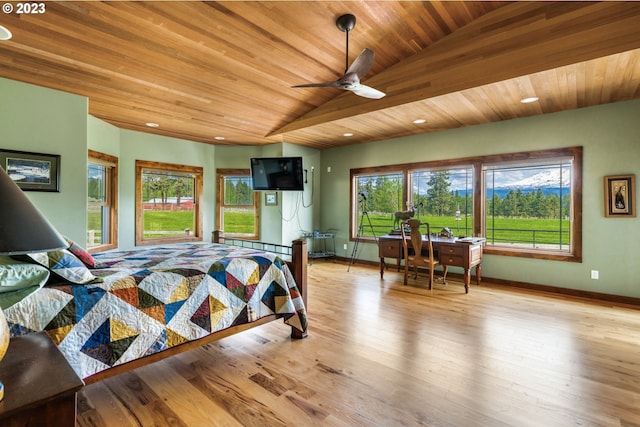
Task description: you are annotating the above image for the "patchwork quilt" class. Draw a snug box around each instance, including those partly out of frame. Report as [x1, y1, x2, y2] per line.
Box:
[6, 242, 307, 379]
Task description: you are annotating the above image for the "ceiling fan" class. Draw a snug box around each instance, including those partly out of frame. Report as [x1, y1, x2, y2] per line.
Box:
[292, 14, 386, 99]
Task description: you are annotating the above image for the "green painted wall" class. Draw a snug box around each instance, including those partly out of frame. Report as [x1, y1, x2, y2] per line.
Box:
[319, 99, 640, 298]
[281, 144, 321, 245]
[214, 144, 320, 246]
[1, 78, 88, 245]
[87, 115, 120, 158]
[118, 130, 217, 250]
[87, 113, 218, 250]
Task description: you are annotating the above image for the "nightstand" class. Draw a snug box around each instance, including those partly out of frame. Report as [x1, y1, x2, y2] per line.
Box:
[0, 332, 84, 427]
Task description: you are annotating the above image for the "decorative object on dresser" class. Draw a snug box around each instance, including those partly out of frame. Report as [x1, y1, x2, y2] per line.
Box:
[0, 165, 68, 401]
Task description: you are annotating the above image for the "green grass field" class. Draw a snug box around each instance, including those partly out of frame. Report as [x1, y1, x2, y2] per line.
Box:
[222, 211, 255, 234]
[88, 211, 569, 246]
[353, 213, 569, 246]
[141, 211, 194, 237]
[89, 210, 199, 240]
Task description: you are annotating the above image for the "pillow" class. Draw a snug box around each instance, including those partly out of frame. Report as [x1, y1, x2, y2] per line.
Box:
[17, 249, 98, 284]
[0, 285, 41, 310]
[0, 255, 50, 293]
[65, 237, 97, 268]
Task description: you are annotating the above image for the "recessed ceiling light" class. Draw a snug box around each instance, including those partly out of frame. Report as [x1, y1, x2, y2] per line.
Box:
[520, 96, 539, 104]
[145, 122, 159, 128]
[412, 119, 427, 124]
[343, 132, 354, 137]
[214, 136, 225, 141]
[0, 25, 12, 41]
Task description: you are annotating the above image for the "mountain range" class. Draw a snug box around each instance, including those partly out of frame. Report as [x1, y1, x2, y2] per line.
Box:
[494, 168, 571, 190]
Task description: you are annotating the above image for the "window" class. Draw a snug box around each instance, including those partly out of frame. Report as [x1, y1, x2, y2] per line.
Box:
[352, 170, 403, 238]
[87, 150, 118, 252]
[410, 167, 474, 237]
[216, 169, 260, 239]
[350, 147, 582, 262]
[484, 161, 572, 252]
[135, 160, 203, 246]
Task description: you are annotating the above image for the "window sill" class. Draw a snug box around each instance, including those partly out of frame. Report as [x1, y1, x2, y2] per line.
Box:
[483, 246, 581, 263]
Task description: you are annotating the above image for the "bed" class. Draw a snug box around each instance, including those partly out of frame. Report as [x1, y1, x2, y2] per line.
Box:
[2, 234, 307, 384]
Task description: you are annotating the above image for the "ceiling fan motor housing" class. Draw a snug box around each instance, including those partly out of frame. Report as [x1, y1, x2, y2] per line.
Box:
[336, 14, 356, 32]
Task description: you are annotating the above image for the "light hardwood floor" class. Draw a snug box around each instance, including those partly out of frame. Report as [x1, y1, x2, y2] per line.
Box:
[77, 261, 640, 427]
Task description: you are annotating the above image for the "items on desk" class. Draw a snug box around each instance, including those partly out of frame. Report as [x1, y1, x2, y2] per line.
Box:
[439, 227, 453, 239]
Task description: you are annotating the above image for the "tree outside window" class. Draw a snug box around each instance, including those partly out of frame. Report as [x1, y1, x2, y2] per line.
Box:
[87, 150, 118, 251]
[135, 160, 203, 245]
[350, 147, 582, 262]
[216, 169, 260, 239]
[484, 162, 572, 251]
[353, 172, 403, 237]
[411, 167, 474, 236]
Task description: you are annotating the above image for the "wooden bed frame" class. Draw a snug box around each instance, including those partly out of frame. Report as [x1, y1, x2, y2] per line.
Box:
[84, 234, 308, 384]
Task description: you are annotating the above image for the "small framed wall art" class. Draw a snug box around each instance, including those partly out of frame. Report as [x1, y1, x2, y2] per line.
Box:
[265, 192, 278, 206]
[0, 149, 61, 192]
[604, 174, 635, 217]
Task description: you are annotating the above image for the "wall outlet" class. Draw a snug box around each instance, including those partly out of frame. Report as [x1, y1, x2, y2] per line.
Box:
[590, 270, 599, 280]
[343, 243, 348, 250]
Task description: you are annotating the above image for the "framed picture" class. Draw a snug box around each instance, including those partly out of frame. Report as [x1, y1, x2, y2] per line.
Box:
[0, 149, 60, 192]
[265, 192, 278, 206]
[604, 174, 635, 217]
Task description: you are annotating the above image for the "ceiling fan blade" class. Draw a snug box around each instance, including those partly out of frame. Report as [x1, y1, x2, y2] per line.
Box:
[345, 48, 375, 79]
[348, 84, 386, 99]
[292, 81, 340, 88]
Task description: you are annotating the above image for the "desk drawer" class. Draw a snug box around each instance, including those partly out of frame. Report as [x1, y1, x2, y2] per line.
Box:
[439, 244, 464, 257]
[441, 255, 464, 267]
[379, 240, 402, 258]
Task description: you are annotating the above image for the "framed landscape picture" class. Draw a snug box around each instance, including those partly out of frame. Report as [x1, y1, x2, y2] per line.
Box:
[0, 149, 60, 192]
[265, 192, 278, 206]
[604, 174, 635, 218]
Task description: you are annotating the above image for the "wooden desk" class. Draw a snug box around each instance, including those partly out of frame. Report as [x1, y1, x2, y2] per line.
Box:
[378, 235, 485, 293]
[0, 332, 84, 427]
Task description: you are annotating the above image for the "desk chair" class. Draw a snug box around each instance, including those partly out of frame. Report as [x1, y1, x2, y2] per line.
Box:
[401, 219, 448, 289]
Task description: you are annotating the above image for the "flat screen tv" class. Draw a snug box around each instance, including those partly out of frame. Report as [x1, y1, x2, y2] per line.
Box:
[250, 157, 304, 191]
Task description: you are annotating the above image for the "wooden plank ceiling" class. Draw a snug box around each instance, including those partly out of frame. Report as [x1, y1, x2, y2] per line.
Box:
[1, 1, 639, 150]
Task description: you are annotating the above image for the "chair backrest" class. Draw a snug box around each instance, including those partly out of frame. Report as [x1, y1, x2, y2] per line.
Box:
[401, 219, 434, 264]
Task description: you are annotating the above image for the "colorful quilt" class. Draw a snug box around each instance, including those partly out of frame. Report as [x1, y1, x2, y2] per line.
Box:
[6, 242, 307, 379]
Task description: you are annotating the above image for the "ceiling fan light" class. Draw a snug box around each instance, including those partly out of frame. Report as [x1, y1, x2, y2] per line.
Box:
[520, 96, 539, 104]
[343, 132, 354, 137]
[0, 25, 12, 41]
[412, 119, 427, 124]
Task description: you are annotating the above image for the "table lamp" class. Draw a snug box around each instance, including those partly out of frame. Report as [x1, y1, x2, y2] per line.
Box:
[0, 165, 67, 401]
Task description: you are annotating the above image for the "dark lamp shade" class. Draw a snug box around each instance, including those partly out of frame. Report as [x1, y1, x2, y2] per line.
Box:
[0, 166, 67, 255]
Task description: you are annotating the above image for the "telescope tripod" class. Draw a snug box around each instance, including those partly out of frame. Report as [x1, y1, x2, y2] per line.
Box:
[348, 196, 377, 271]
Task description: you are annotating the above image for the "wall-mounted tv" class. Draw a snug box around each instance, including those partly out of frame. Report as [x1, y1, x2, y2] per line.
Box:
[250, 157, 304, 191]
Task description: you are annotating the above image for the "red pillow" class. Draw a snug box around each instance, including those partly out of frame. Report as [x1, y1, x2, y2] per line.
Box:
[65, 237, 97, 268]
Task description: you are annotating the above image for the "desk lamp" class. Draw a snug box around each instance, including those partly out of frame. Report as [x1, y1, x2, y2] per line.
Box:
[0, 166, 67, 400]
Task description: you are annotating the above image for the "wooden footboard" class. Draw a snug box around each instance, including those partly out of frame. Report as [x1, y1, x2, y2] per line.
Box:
[212, 230, 307, 309]
[84, 235, 308, 384]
